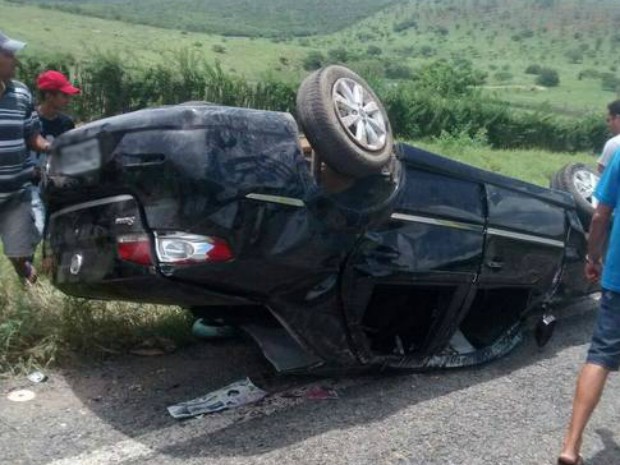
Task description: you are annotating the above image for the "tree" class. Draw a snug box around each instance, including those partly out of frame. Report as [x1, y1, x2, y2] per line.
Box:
[412, 59, 486, 96]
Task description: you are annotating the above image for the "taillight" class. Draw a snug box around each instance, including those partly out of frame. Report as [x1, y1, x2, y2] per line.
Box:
[117, 233, 153, 266]
[155, 232, 233, 264]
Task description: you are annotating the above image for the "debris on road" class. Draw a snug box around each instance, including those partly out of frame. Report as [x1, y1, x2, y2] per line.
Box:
[129, 336, 177, 357]
[281, 384, 340, 400]
[7, 389, 36, 402]
[305, 385, 339, 400]
[167, 377, 268, 419]
[27, 371, 48, 383]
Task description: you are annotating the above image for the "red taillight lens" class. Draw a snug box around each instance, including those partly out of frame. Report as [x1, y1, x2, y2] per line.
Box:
[117, 234, 153, 266]
[155, 233, 233, 264]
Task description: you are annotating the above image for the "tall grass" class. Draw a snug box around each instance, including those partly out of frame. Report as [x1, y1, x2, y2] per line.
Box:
[0, 264, 193, 375]
[16, 51, 609, 153]
[18, 50, 297, 121]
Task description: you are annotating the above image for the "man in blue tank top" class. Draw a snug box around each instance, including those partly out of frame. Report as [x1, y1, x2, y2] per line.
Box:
[558, 146, 620, 465]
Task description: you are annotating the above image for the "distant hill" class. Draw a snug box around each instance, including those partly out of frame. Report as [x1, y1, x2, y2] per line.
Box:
[5, 0, 620, 113]
[5, 0, 402, 36]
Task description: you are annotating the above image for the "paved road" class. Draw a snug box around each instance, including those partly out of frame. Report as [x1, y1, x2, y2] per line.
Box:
[1, 296, 620, 465]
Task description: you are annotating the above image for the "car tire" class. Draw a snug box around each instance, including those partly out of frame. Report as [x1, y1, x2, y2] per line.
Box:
[551, 163, 599, 230]
[296, 65, 394, 178]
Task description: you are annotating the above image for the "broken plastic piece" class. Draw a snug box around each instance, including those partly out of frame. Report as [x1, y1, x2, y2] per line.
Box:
[27, 371, 48, 383]
[167, 377, 267, 419]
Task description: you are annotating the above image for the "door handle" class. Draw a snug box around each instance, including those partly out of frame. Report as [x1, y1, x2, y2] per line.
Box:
[486, 259, 504, 270]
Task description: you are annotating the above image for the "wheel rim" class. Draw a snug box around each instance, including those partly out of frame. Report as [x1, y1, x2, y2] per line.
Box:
[332, 77, 387, 151]
[572, 168, 599, 206]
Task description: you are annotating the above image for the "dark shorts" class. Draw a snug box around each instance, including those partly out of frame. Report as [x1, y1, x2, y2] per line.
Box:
[586, 289, 620, 371]
[0, 190, 36, 258]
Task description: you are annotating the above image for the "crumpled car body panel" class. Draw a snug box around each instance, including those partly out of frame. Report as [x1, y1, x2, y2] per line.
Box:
[43, 104, 597, 372]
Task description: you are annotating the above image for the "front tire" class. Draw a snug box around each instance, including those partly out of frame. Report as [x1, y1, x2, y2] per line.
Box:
[296, 65, 394, 178]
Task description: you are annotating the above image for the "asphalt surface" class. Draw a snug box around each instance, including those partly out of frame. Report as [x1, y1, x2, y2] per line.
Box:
[1, 295, 620, 465]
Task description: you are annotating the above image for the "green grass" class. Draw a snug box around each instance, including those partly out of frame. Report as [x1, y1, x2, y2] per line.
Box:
[416, 136, 596, 187]
[0, 0, 308, 80]
[0, 264, 193, 376]
[7, 0, 400, 37]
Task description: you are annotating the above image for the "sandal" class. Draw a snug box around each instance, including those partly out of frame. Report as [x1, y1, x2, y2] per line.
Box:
[557, 455, 584, 465]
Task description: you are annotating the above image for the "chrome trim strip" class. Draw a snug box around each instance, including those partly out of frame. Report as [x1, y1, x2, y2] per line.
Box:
[391, 212, 565, 248]
[487, 228, 565, 248]
[51, 194, 135, 219]
[390, 212, 484, 232]
[245, 193, 305, 207]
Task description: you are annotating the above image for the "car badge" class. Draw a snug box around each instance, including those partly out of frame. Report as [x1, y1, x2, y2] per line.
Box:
[115, 216, 135, 226]
[70, 253, 83, 275]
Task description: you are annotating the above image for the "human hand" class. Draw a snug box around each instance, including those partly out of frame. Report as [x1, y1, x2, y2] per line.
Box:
[585, 260, 602, 283]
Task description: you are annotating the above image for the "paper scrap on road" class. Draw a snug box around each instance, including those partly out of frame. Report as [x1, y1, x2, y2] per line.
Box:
[167, 377, 267, 419]
[7, 389, 36, 402]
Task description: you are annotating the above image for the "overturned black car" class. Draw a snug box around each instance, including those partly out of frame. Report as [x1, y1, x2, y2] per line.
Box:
[42, 66, 599, 373]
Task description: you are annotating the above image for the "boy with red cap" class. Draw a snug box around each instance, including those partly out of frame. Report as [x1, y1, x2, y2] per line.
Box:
[28, 70, 80, 245]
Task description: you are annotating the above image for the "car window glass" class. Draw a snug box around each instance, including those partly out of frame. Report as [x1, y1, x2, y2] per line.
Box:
[398, 169, 484, 223]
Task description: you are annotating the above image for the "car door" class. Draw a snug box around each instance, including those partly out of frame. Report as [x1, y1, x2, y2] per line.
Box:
[479, 184, 566, 301]
[342, 166, 486, 358]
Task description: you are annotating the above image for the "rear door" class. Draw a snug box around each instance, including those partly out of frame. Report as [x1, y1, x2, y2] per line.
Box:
[479, 185, 566, 300]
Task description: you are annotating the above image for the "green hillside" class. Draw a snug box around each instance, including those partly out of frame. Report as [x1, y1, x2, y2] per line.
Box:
[5, 0, 401, 37]
[0, 0, 308, 79]
[4, 0, 620, 114]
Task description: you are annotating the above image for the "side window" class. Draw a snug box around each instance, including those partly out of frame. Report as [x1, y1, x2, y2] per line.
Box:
[486, 185, 565, 238]
[398, 169, 484, 223]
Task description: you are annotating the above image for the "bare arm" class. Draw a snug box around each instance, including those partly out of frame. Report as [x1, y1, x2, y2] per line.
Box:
[585, 204, 613, 282]
[27, 133, 50, 153]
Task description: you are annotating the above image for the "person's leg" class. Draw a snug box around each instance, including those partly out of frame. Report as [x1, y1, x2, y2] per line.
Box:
[2, 192, 37, 283]
[559, 363, 609, 462]
[30, 184, 45, 245]
[559, 289, 620, 463]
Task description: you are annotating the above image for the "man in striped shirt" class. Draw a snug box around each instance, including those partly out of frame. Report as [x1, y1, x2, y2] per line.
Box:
[0, 31, 51, 284]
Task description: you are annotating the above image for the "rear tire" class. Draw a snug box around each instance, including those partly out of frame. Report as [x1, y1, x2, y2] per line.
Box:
[550, 163, 599, 230]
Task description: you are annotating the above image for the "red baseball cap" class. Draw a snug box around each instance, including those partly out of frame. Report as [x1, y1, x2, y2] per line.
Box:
[36, 70, 80, 95]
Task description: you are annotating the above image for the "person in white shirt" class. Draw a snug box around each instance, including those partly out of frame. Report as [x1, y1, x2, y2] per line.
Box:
[597, 100, 620, 174]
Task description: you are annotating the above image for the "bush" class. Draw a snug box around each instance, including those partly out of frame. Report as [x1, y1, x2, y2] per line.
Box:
[536, 68, 560, 87]
[302, 51, 325, 71]
[601, 74, 620, 93]
[366, 45, 383, 56]
[494, 71, 513, 82]
[565, 49, 583, 64]
[17, 50, 297, 121]
[525, 64, 542, 74]
[393, 17, 417, 33]
[328, 47, 349, 63]
[384, 62, 413, 80]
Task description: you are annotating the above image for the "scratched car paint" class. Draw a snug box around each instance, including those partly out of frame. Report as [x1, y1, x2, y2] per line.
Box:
[42, 66, 597, 373]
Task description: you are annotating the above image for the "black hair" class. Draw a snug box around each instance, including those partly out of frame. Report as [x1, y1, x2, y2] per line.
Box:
[38, 89, 60, 101]
[608, 100, 620, 117]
